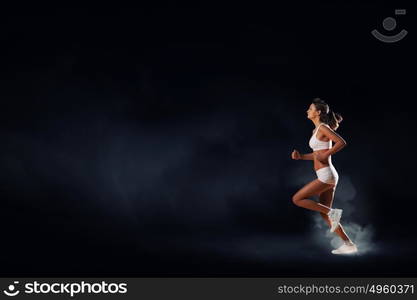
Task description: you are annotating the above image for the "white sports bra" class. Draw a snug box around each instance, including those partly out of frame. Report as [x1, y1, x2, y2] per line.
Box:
[309, 123, 331, 151]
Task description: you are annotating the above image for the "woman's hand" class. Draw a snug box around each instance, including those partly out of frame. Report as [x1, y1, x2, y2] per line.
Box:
[314, 152, 329, 163]
[291, 149, 301, 160]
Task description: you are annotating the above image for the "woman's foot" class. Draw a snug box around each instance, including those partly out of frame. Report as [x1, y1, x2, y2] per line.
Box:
[327, 208, 343, 232]
[331, 241, 358, 255]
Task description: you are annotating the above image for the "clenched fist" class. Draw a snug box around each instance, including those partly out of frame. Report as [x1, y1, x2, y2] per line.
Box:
[291, 149, 301, 160]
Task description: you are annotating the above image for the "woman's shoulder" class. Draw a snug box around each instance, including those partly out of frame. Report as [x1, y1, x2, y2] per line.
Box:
[319, 123, 331, 130]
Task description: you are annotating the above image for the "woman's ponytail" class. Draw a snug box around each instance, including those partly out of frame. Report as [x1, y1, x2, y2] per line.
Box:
[312, 98, 343, 131]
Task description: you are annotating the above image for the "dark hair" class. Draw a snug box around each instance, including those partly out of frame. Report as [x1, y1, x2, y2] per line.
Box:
[312, 98, 343, 130]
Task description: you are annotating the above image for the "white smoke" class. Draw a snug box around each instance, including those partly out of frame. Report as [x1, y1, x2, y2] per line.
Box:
[287, 161, 376, 255]
[310, 175, 376, 255]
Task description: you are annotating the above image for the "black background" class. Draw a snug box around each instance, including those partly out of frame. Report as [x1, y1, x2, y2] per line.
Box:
[1, 2, 416, 276]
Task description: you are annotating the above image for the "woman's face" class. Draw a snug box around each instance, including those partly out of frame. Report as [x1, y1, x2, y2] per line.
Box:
[306, 103, 319, 120]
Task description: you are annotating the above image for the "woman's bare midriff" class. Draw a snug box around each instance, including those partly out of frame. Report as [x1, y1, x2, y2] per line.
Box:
[313, 149, 332, 171]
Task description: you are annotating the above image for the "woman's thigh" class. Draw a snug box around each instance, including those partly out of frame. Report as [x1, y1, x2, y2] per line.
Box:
[318, 186, 336, 207]
[293, 179, 334, 201]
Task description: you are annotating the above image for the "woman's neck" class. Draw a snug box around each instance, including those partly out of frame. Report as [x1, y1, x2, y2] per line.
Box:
[312, 119, 323, 128]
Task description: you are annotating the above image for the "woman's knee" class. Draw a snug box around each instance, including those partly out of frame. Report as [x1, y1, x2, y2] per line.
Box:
[292, 194, 302, 206]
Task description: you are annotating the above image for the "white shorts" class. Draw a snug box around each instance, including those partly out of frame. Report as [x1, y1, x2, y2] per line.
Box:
[316, 166, 339, 185]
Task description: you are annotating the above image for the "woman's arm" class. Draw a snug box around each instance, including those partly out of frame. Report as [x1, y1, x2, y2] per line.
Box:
[320, 125, 347, 157]
[326, 140, 347, 157]
[301, 153, 314, 160]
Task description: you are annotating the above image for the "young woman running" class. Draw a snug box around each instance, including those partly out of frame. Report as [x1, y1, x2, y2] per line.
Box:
[291, 98, 358, 254]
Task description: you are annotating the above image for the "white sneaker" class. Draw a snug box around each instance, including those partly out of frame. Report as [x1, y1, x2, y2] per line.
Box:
[331, 241, 358, 255]
[327, 208, 343, 232]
